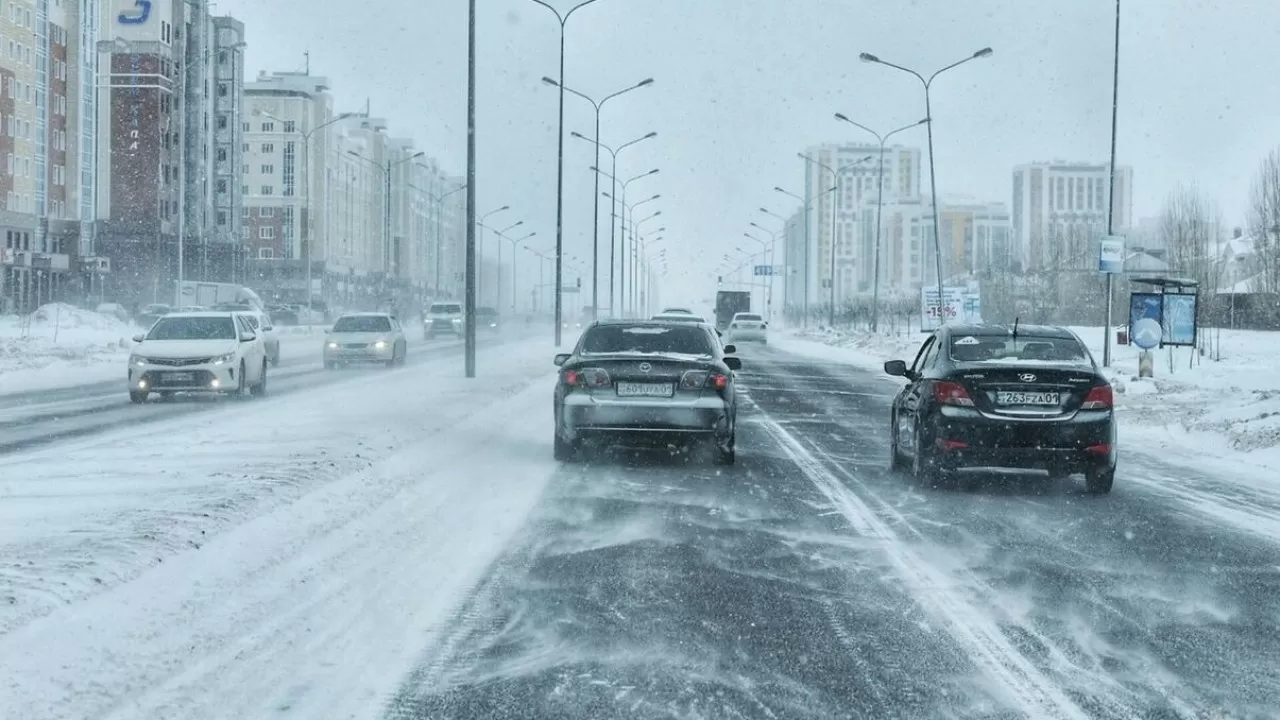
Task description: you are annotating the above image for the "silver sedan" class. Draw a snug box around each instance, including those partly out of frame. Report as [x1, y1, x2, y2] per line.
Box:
[323, 312, 408, 368]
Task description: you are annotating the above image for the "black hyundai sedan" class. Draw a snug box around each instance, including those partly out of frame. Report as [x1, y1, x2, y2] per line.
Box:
[553, 319, 742, 464]
[884, 323, 1116, 493]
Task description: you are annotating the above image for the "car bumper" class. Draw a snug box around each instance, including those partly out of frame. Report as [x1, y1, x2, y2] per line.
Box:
[425, 321, 462, 335]
[930, 407, 1116, 472]
[559, 393, 732, 442]
[129, 364, 239, 393]
[324, 345, 395, 362]
[729, 330, 767, 342]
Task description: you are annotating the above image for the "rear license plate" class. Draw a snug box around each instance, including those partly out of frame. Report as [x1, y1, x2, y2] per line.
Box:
[166, 372, 195, 382]
[995, 390, 1059, 406]
[616, 382, 674, 398]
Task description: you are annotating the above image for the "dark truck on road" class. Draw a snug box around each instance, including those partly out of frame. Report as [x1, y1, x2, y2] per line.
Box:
[714, 290, 751, 331]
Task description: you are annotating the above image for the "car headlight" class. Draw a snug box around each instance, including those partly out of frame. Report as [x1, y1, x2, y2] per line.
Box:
[212, 353, 237, 365]
[326, 341, 339, 349]
[489, 323, 497, 328]
[130, 355, 148, 366]
[373, 340, 389, 349]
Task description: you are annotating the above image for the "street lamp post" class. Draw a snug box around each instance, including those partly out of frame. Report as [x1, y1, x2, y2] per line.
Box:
[860, 47, 993, 319]
[476, 204, 511, 304]
[506, 231, 537, 312]
[492, 219, 524, 308]
[742, 231, 770, 315]
[576, 130, 656, 315]
[543, 77, 653, 322]
[775, 183, 836, 327]
[799, 152, 840, 327]
[257, 109, 354, 326]
[631, 214, 662, 313]
[426, 180, 467, 298]
[528, 0, 607, 346]
[834, 114, 929, 332]
[346, 148, 425, 306]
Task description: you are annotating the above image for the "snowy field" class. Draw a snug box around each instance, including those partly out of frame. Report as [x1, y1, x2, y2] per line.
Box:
[0, 335, 562, 719]
[772, 324, 1280, 476]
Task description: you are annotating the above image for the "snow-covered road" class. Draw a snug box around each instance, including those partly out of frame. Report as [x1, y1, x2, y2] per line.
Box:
[2, 340, 1277, 719]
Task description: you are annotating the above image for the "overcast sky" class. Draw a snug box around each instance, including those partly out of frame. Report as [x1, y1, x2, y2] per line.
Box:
[216, 0, 1280, 302]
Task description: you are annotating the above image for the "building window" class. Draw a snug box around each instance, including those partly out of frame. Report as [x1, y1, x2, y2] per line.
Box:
[242, 164, 249, 173]
[261, 186, 274, 195]
[216, 148, 227, 162]
[260, 207, 274, 218]
[261, 122, 274, 132]
[217, 83, 228, 97]
[217, 210, 228, 226]
[216, 179, 228, 193]
[242, 122, 250, 132]
[259, 227, 274, 239]
[242, 185, 249, 195]
[242, 226, 250, 240]
[242, 206, 250, 218]
[216, 115, 228, 130]
[258, 247, 274, 259]
[262, 143, 274, 153]
[283, 121, 296, 133]
[242, 143, 249, 152]
[218, 50, 228, 65]
[261, 164, 274, 174]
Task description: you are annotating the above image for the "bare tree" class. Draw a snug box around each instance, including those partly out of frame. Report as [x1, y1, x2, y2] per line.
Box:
[1161, 184, 1224, 304]
[1247, 148, 1280, 294]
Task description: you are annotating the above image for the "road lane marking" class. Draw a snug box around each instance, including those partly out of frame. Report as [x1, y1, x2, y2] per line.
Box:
[746, 396, 1095, 720]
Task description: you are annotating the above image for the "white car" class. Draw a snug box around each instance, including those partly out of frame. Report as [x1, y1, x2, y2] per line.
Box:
[728, 312, 768, 343]
[128, 312, 269, 404]
[423, 301, 463, 338]
[324, 312, 408, 368]
[233, 310, 281, 366]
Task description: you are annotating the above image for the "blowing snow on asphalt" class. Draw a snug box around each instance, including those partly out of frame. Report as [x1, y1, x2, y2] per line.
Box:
[2, 337, 1278, 720]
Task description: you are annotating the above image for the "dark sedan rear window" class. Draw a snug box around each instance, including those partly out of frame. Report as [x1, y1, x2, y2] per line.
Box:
[950, 334, 1092, 365]
[581, 325, 714, 356]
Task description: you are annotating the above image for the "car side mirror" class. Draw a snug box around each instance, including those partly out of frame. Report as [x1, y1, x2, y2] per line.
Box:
[241, 332, 257, 342]
[553, 353, 571, 366]
[883, 359, 910, 378]
[724, 357, 742, 371]
[723, 344, 737, 354]
[131, 333, 145, 343]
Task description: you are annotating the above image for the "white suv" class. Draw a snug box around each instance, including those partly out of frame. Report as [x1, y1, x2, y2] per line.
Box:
[128, 312, 268, 404]
[423, 301, 463, 338]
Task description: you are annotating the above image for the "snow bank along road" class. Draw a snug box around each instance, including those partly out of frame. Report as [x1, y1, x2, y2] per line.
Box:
[2, 342, 1278, 719]
[0, 330, 517, 454]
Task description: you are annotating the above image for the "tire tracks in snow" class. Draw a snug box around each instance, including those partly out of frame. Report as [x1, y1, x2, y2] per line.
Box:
[748, 396, 1097, 720]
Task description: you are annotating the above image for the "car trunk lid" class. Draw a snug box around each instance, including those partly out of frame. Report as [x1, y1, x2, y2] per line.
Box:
[950, 364, 1099, 417]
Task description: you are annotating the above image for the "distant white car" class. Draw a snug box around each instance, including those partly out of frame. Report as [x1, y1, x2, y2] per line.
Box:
[232, 309, 281, 365]
[651, 312, 708, 324]
[423, 301, 463, 338]
[324, 312, 408, 368]
[728, 312, 768, 343]
[128, 312, 269, 403]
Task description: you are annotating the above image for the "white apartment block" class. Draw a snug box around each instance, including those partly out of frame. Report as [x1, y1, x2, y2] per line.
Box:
[1011, 161, 1133, 272]
[800, 143, 922, 305]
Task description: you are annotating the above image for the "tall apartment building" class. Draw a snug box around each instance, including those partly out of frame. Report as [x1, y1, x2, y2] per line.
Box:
[0, 0, 100, 312]
[94, 0, 246, 307]
[242, 71, 338, 303]
[939, 202, 1013, 275]
[1011, 161, 1133, 272]
[800, 143, 922, 305]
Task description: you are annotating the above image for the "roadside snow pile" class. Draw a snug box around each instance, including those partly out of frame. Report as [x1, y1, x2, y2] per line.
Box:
[0, 303, 137, 392]
[777, 324, 1280, 462]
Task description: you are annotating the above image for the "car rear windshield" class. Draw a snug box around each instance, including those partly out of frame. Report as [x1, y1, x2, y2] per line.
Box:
[147, 316, 237, 340]
[736, 314, 762, 321]
[333, 315, 392, 333]
[429, 303, 462, 314]
[950, 334, 1092, 365]
[582, 325, 714, 356]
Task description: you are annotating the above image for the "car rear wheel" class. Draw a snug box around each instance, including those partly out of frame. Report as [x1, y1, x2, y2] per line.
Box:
[553, 432, 577, 461]
[889, 419, 906, 472]
[913, 428, 952, 488]
[1085, 467, 1114, 494]
[250, 361, 268, 397]
[712, 433, 735, 466]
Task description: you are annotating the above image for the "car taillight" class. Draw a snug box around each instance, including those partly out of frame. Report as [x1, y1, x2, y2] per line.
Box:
[1081, 384, 1113, 410]
[563, 370, 580, 386]
[578, 367, 612, 388]
[708, 373, 729, 390]
[933, 380, 974, 407]
[680, 370, 708, 389]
